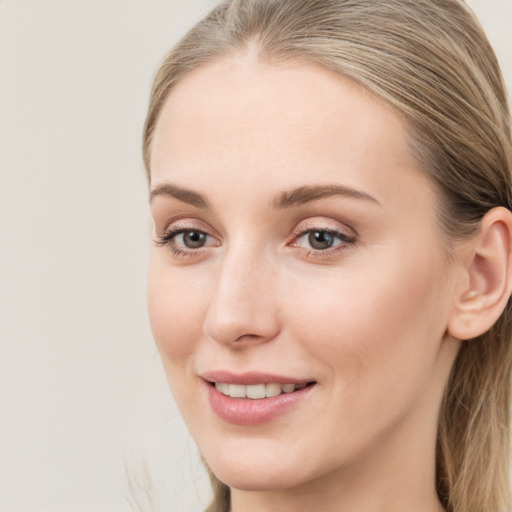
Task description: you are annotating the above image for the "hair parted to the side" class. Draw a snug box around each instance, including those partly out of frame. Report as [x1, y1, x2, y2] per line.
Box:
[143, 1, 512, 511]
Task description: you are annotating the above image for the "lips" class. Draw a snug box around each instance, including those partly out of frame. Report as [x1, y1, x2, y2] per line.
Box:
[201, 370, 313, 386]
[201, 371, 316, 425]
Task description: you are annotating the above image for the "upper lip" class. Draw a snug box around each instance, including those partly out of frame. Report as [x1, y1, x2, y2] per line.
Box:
[200, 370, 314, 386]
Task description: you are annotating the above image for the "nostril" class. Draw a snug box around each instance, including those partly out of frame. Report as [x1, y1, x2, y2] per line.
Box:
[234, 333, 265, 343]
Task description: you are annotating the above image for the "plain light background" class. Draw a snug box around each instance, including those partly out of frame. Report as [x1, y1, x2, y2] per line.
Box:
[0, 1, 511, 511]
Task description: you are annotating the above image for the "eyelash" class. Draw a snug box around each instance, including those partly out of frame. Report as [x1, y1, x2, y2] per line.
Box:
[155, 224, 356, 259]
[290, 227, 356, 259]
[154, 226, 214, 257]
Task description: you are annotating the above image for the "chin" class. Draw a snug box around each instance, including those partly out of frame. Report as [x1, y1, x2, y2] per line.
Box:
[204, 451, 313, 492]
[216, 469, 303, 492]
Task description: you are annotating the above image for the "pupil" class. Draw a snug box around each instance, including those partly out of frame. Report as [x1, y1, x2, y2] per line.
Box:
[308, 230, 334, 250]
[184, 231, 206, 248]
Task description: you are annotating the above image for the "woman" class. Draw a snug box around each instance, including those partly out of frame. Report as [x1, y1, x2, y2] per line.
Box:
[143, 1, 512, 511]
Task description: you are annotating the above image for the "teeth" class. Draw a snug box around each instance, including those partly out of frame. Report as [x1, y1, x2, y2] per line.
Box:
[265, 383, 282, 397]
[282, 383, 295, 393]
[217, 382, 228, 395]
[229, 384, 246, 398]
[246, 384, 266, 399]
[214, 382, 308, 399]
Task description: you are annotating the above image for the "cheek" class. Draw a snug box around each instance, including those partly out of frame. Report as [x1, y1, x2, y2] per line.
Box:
[147, 255, 207, 368]
[286, 248, 451, 408]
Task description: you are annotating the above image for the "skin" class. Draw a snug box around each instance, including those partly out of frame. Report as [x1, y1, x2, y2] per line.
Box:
[147, 54, 464, 512]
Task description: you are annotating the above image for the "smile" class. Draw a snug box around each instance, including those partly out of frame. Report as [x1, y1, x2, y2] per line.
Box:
[214, 382, 308, 399]
[203, 375, 317, 425]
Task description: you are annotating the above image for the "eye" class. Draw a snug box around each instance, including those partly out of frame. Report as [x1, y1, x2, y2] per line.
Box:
[291, 226, 356, 255]
[179, 230, 208, 249]
[155, 224, 218, 256]
[307, 230, 337, 250]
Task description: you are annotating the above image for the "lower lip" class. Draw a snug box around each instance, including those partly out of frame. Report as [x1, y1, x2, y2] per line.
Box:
[205, 382, 315, 426]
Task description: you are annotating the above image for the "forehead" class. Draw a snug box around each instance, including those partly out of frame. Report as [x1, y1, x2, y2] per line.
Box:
[150, 56, 430, 214]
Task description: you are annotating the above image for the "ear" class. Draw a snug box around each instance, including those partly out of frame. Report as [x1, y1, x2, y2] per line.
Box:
[448, 207, 512, 340]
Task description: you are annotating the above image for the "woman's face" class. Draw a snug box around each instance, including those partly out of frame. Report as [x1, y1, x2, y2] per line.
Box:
[148, 57, 461, 494]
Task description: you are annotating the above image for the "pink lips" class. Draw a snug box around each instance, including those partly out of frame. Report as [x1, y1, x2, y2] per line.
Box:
[201, 371, 316, 426]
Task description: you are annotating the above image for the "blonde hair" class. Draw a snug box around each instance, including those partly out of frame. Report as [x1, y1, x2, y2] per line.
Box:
[143, 1, 512, 511]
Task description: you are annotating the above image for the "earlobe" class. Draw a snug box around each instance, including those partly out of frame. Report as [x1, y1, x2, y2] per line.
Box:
[448, 207, 512, 340]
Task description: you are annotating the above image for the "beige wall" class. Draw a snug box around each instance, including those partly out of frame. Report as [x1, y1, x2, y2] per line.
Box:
[1, 1, 510, 511]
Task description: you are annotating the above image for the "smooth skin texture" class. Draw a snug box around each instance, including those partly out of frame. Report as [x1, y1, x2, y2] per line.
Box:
[147, 54, 512, 512]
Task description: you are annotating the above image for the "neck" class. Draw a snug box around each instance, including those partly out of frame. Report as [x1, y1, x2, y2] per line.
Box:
[230, 446, 445, 512]
[231, 488, 445, 512]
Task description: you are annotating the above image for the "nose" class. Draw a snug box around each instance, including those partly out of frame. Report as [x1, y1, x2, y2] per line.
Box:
[203, 247, 281, 347]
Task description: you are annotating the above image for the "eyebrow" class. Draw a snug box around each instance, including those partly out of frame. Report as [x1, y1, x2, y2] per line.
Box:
[272, 184, 380, 209]
[149, 182, 380, 209]
[150, 183, 208, 208]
